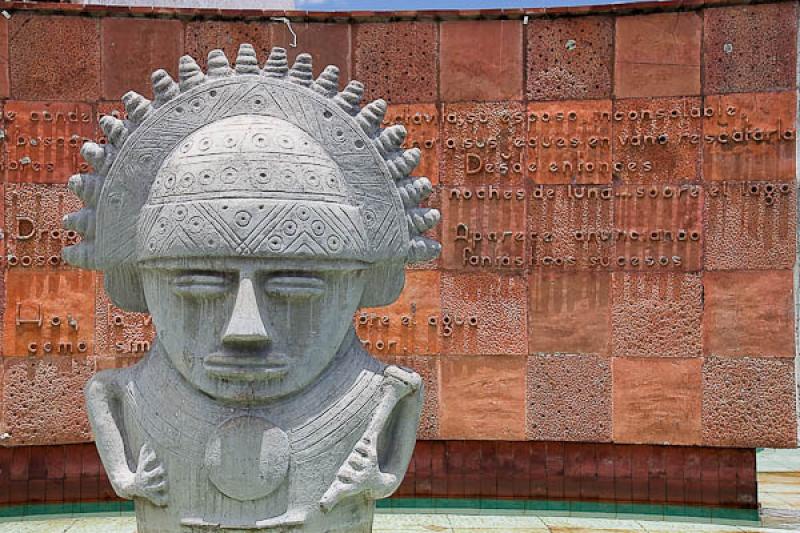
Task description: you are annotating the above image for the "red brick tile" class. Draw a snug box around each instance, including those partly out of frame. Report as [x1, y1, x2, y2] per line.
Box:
[10, 14, 101, 100]
[527, 100, 612, 185]
[703, 92, 796, 182]
[4, 102, 98, 184]
[563, 442, 582, 500]
[630, 446, 650, 502]
[703, 3, 797, 94]
[511, 442, 532, 498]
[613, 445, 633, 502]
[414, 438, 432, 496]
[614, 12, 701, 98]
[529, 442, 547, 499]
[612, 357, 703, 445]
[273, 23, 351, 88]
[2, 356, 94, 445]
[442, 101, 526, 187]
[612, 98, 703, 183]
[440, 272, 527, 355]
[4, 184, 82, 269]
[354, 22, 438, 104]
[480, 441, 498, 497]
[445, 440, 466, 498]
[439, 355, 526, 440]
[611, 273, 702, 358]
[356, 271, 440, 357]
[441, 185, 526, 271]
[383, 104, 440, 185]
[44, 446, 65, 479]
[45, 479, 64, 503]
[705, 181, 795, 270]
[440, 20, 522, 102]
[528, 271, 610, 354]
[703, 356, 797, 448]
[545, 441, 565, 499]
[496, 442, 515, 497]
[95, 273, 153, 359]
[648, 447, 666, 503]
[701, 451, 720, 506]
[185, 20, 273, 70]
[528, 185, 614, 270]
[526, 16, 613, 101]
[430, 440, 447, 497]
[4, 270, 95, 358]
[526, 354, 612, 441]
[462, 441, 482, 497]
[704, 270, 794, 358]
[101, 18, 183, 100]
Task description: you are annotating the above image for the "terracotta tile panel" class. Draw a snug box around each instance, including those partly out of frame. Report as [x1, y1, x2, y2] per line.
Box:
[705, 181, 796, 270]
[9, 14, 101, 101]
[0, 18, 9, 99]
[614, 183, 703, 272]
[612, 98, 703, 183]
[439, 355, 526, 440]
[95, 274, 153, 359]
[440, 272, 528, 356]
[101, 18, 184, 100]
[356, 270, 441, 357]
[354, 22, 437, 104]
[441, 184, 526, 271]
[703, 356, 797, 448]
[703, 92, 796, 182]
[4, 184, 82, 268]
[527, 100, 612, 185]
[528, 271, 610, 355]
[185, 20, 274, 70]
[614, 12, 701, 98]
[526, 16, 613, 101]
[612, 357, 702, 445]
[383, 104, 440, 185]
[703, 3, 797, 94]
[528, 185, 613, 270]
[3, 102, 98, 184]
[442, 101, 526, 187]
[526, 354, 612, 441]
[4, 270, 95, 357]
[272, 23, 352, 88]
[1, 356, 94, 445]
[440, 20, 522, 102]
[393, 355, 438, 440]
[704, 270, 794, 358]
[611, 273, 702, 358]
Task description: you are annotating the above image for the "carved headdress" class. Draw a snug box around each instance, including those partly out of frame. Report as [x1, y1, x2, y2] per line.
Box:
[63, 45, 441, 311]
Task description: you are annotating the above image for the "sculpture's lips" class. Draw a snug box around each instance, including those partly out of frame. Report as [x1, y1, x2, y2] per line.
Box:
[203, 352, 289, 380]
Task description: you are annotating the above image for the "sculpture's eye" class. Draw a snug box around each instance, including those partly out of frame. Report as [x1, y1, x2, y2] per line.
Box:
[264, 275, 326, 300]
[172, 272, 230, 298]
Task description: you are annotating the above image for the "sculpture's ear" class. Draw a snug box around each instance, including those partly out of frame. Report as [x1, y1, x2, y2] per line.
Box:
[359, 263, 405, 308]
[104, 265, 149, 313]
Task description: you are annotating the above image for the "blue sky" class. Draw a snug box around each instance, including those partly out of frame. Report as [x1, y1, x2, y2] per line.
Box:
[295, 0, 630, 10]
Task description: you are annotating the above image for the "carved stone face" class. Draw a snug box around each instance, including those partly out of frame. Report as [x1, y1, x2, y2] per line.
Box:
[140, 257, 367, 403]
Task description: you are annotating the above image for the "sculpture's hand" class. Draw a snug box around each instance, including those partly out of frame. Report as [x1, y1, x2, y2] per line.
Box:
[319, 436, 397, 512]
[122, 443, 168, 507]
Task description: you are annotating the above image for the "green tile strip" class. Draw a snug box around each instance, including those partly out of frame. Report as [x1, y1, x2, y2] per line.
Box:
[0, 498, 759, 526]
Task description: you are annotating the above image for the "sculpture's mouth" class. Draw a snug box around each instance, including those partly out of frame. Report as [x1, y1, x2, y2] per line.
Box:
[203, 351, 290, 381]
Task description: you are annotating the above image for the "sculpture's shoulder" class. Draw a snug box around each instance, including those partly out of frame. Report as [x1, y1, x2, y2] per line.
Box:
[84, 360, 138, 400]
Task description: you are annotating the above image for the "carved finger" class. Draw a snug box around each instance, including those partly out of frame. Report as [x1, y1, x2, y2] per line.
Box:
[143, 465, 166, 480]
[320, 480, 359, 512]
[347, 455, 368, 471]
[336, 465, 358, 484]
[147, 480, 168, 493]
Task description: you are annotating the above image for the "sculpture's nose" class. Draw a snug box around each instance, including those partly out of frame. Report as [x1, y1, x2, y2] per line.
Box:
[221, 277, 270, 347]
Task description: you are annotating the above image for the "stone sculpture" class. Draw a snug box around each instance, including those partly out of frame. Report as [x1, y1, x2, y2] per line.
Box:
[62, 44, 441, 533]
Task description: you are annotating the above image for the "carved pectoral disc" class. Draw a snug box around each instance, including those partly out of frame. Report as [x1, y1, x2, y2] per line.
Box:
[205, 416, 290, 502]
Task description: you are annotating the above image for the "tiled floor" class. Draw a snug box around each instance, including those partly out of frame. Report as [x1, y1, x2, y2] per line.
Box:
[1, 449, 799, 532]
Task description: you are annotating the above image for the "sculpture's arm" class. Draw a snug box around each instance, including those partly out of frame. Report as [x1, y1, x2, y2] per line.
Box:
[85, 372, 168, 506]
[319, 365, 422, 511]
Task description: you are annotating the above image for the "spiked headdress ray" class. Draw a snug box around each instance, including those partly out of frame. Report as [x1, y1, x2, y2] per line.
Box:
[63, 45, 441, 312]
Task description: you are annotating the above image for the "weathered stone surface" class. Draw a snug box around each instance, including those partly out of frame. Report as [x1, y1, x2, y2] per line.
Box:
[704, 270, 794, 358]
[704, 181, 796, 270]
[528, 271, 610, 355]
[354, 22, 438, 104]
[1, 356, 94, 445]
[440, 20, 522, 102]
[439, 355, 526, 440]
[10, 14, 101, 100]
[611, 273, 702, 358]
[703, 3, 797, 94]
[526, 354, 611, 442]
[612, 357, 702, 445]
[703, 357, 797, 448]
[440, 273, 527, 356]
[61, 46, 440, 533]
[526, 16, 613, 101]
[101, 18, 184, 100]
[614, 12, 701, 98]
